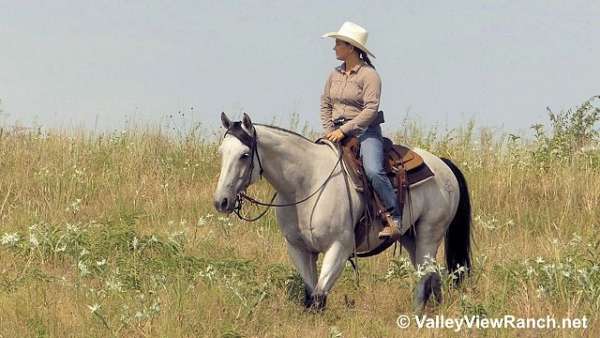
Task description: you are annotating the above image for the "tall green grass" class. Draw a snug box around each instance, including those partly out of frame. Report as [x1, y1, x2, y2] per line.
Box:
[0, 97, 599, 337]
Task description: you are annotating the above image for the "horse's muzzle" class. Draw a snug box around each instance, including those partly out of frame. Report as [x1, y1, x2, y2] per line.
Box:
[213, 196, 234, 213]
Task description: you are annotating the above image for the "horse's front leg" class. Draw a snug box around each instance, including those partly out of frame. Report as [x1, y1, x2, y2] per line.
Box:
[312, 239, 354, 311]
[285, 241, 318, 308]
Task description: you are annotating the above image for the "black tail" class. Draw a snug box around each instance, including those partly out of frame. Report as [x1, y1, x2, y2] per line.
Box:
[441, 158, 472, 285]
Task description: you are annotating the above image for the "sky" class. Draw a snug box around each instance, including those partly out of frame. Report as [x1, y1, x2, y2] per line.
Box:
[1, 1, 599, 135]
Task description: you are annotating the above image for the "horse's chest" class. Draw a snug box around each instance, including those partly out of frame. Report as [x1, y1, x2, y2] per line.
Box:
[275, 208, 331, 251]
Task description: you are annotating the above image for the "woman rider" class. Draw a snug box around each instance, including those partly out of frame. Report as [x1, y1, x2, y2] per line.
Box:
[320, 21, 408, 240]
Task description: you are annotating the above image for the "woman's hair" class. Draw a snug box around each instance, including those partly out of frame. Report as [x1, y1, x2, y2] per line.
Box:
[341, 40, 376, 69]
[358, 50, 375, 69]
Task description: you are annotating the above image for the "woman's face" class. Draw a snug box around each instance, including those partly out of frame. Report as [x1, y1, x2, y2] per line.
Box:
[333, 39, 355, 61]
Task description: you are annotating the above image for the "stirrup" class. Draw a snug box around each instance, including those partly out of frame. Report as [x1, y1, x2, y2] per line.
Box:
[378, 225, 402, 241]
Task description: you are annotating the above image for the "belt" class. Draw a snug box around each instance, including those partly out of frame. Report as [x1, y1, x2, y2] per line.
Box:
[332, 117, 350, 127]
[332, 110, 385, 128]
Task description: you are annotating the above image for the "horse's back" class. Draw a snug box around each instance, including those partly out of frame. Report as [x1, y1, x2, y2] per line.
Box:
[410, 148, 461, 223]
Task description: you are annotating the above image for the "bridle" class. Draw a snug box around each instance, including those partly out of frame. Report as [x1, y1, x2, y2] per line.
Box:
[221, 122, 344, 222]
[222, 121, 264, 192]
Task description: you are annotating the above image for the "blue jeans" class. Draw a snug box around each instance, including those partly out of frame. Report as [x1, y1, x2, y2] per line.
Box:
[357, 124, 401, 218]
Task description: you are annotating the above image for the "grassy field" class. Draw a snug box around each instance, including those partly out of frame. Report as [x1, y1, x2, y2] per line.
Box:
[0, 101, 599, 337]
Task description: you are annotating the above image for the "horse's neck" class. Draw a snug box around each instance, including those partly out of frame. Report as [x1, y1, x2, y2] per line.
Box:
[255, 126, 331, 197]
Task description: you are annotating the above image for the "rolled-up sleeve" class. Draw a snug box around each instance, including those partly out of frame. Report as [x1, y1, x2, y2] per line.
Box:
[320, 72, 335, 133]
[339, 70, 381, 136]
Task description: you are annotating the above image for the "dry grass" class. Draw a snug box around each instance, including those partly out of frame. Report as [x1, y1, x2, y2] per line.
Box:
[0, 121, 598, 337]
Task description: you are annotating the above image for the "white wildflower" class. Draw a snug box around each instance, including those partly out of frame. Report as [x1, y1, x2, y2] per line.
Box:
[454, 265, 466, 275]
[168, 230, 185, 244]
[66, 223, 80, 233]
[329, 326, 343, 338]
[1, 233, 20, 246]
[66, 199, 82, 213]
[29, 233, 40, 247]
[526, 266, 535, 276]
[78, 261, 90, 276]
[88, 303, 101, 313]
[569, 233, 582, 247]
[149, 302, 160, 314]
[199, 265, 216, 281]
[536, 285, 545, 298]
[105, 277, 123, 292]
[414, 265, 426, 279]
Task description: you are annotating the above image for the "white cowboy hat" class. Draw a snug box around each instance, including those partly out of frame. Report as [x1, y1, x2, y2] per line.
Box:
[322, 21, 375, 58]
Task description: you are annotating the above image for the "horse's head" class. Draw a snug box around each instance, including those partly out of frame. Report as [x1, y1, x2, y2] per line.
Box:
[213, 112, 263, 213]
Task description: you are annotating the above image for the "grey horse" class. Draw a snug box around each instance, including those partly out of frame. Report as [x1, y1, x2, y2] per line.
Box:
[213, 112, 471, 312]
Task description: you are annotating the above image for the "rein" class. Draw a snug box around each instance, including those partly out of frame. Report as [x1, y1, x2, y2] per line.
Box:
[222, 122, 388, 285]
[223, 124, 344, 222]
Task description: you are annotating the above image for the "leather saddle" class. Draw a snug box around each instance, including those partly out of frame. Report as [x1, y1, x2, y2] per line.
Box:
[339, 136, 434, 192]
[338, 135, 435, 245]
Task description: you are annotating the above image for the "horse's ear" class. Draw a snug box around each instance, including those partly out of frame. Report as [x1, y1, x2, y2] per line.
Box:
[221, 112, 232, 129]
[242, 112, 253, 130]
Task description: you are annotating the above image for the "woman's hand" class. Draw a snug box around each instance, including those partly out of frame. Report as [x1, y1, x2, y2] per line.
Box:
[326, 129, 345, 143]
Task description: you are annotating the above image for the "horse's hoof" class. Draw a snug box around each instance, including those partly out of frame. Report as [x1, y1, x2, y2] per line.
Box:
[309, 294, 327, 312]
[414, 272, 442, 312]
[303, 287, 314, 308]
[413, 302, 425, 316]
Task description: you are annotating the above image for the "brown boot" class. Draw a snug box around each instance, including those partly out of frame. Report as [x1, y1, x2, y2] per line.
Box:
[379, 213, 410, 241]
[378, 215, 404, 241]
[378, 225, 402, 241]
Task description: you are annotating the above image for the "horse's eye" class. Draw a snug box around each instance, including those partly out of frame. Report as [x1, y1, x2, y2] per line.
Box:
[240, 153, 250, 160]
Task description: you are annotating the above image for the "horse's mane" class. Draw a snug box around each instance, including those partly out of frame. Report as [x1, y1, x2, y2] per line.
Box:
[254, 123, 318, 144]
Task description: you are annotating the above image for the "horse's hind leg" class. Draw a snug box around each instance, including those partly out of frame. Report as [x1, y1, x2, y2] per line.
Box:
[399, 230, 416, 265]
[415, 271, 442, 312]
[312, 240, 353, 311]
[285, 241, 318, 308]
[412, 222, 446, 313]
